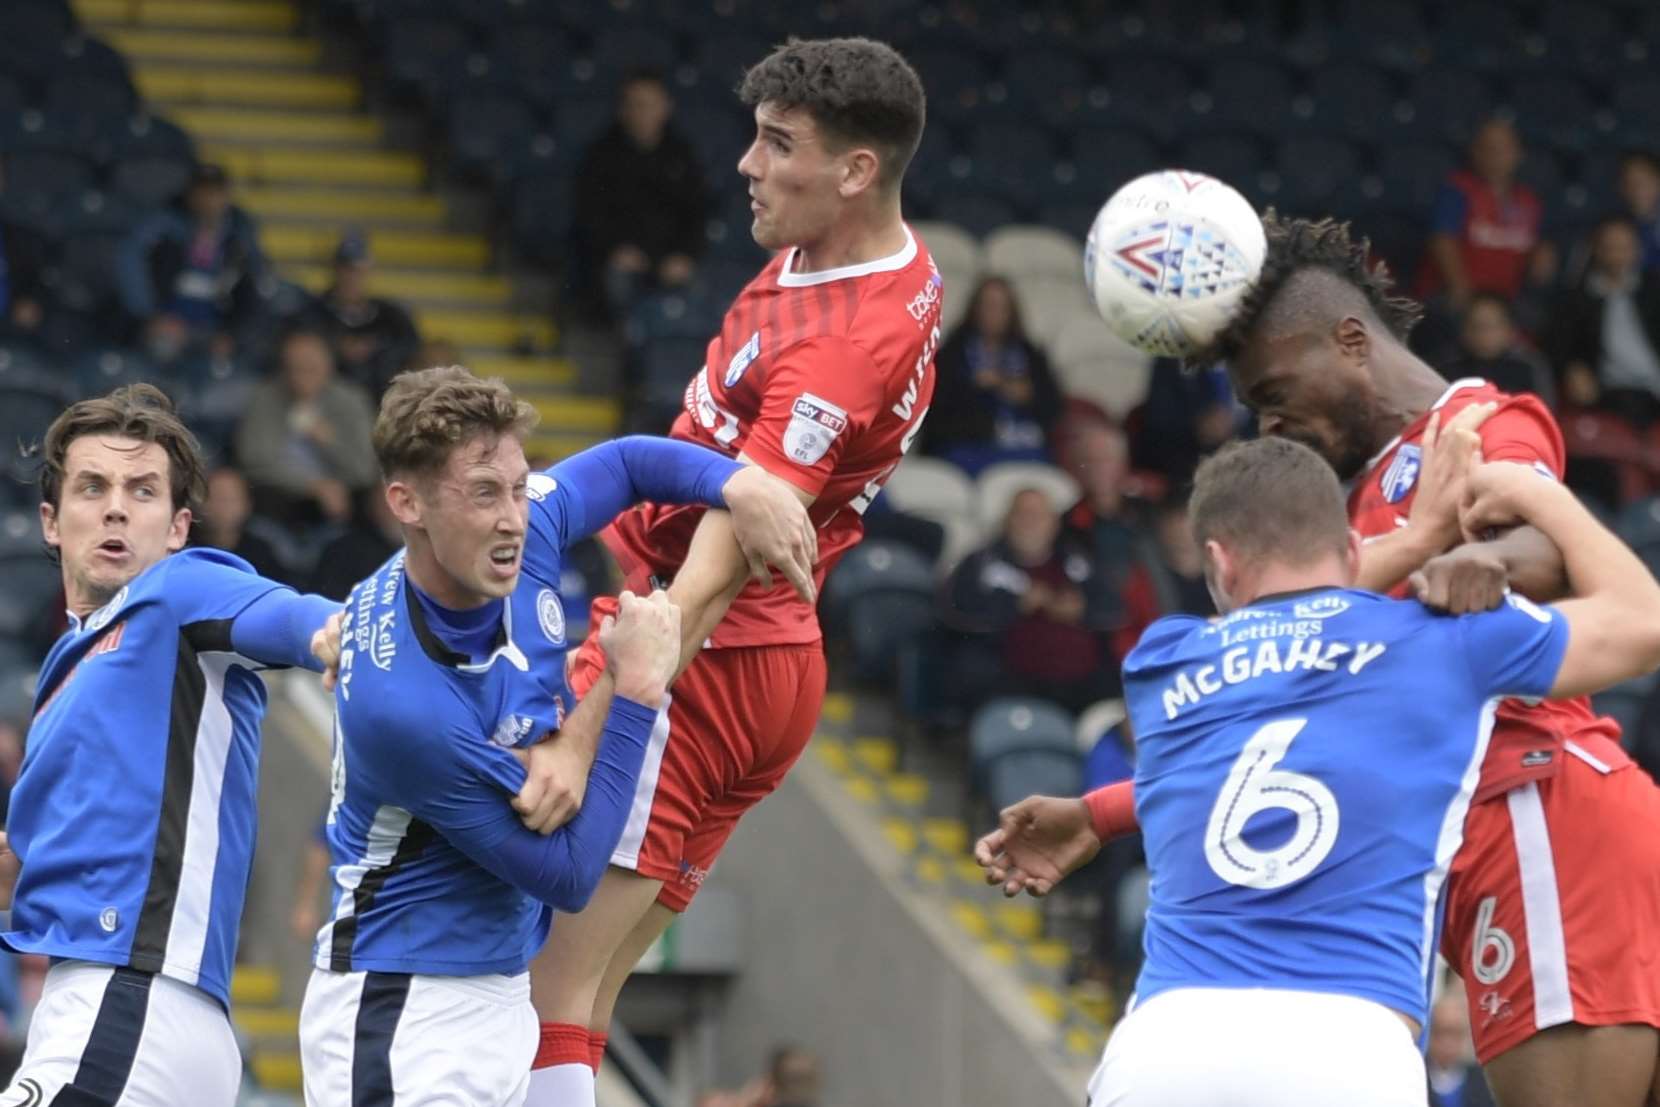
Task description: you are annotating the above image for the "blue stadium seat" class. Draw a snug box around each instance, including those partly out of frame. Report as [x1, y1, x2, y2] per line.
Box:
[56, 34, 131, 88]
[489, 131, 571, 195]
[635, 335, 705, 411]
[1357, 211, 1428, 285]
[1517, 148, 1564, 206]
[480, 24, 572, 110]
[0, 555, 56, 638]
[674, 104, 750, 181]
[5, 151, 93, 210]
[45, 75, 135, 124]
[1401, 68, 1495, 144]
[109, 154, 194, 207]
[1275, 136, 1362, 211]
[552, 97, 613, 156]
[1069, 126, 1165, 194]
[71, 346, 157, 398]
[0, 381, 71, 486]
[904, 47, 991, 127]
[1609, 71, 1660, 122]
[1432, 0, 1522, 53]
[1176, 133, 1267, 193]
[446, 92, 539, 180]
[588, 28, 678, 75]
[1374, 141, 1457, 215]
[932, 193, 1018, 239]
[0, 76, 24, 116]
[112, 113, 194, 161]
[1001, 47, 1089, 114]
[1201, 58, 1294, 136]
[624, 290, 722, 347]
[823, 539, 936, 682]
[689, 33, 772, 92]
[986, 748, 1084, 814]
[1303, 65, 1399, 139]
[970, 697, 1076, 789]
[967, 122, 1058, 203]
[1103, 53, 1192, 121]
[1502, 75, 1598, 153]
[382, 17, 473, 101]
[507, 173, 574, 268]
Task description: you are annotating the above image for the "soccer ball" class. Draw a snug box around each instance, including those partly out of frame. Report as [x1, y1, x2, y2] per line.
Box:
[1083, 170, 1267, 358]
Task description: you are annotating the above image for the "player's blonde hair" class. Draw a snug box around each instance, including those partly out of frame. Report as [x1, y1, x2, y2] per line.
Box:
[1188, 437, 1349, 566]
[372, 366, 537, 481]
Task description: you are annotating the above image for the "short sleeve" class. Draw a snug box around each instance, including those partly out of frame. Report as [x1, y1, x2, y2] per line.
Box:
[1477, 397, 1566, 477]
[1430, 183, 1467, 236]
[742, 336, 886, 498]
[1456, 592, 1570, 701]
[156, 549, 286, 627]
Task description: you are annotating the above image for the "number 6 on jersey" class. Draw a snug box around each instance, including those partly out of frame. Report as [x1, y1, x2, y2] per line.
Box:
[1205, 718, 1341, 889]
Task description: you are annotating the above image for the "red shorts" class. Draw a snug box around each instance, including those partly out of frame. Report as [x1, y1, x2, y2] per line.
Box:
[568, 602, 828, 912]
[1442, 746, 1660, 1063]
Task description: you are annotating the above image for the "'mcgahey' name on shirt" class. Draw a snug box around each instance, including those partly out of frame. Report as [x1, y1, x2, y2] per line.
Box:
[1161, 636, 1388, 720]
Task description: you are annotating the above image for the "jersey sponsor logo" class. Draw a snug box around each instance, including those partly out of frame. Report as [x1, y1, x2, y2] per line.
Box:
[893, 323, 941, 421]
[1292, 595, 1351, 620]
[724, 331, 761, 387]
[905, 268, 942, 323]
[491, 713, 535, 748]
[1380, 443, 1422, 503]
[527, 473, 558, 502]
[369, 611, 397, 670]
[86, 586, 128, 632]
[782, 393, 848, 466]
[537, 588, 565, 646]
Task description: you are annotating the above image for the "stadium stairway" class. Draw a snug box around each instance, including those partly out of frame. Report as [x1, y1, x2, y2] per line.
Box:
[73, 0, 617, 462]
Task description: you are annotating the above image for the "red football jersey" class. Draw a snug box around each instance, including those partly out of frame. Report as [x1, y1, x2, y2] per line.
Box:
[1349, 377, 1628, 803]
[603, 226, 941, 648]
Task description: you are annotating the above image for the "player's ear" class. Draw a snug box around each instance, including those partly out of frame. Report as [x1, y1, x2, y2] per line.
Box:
[167, 507, 191, 553]
[384, 478, 422, 528]
[838, 147, 881, 198]
[1341, 528, 1363, 585]
[39, 501, 59, 551]
[1334, 315, 1370, 367]
[1203, 538, 1237, 613]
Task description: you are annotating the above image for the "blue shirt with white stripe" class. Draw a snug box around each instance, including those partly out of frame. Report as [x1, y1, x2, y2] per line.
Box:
[318, 439, 739, 976]
[1124, 587, 1568, 1027]
[4, 549, 334, 1007]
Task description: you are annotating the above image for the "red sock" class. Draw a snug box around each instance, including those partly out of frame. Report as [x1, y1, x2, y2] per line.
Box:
[533, 1021, 591, 1070]
[587, 1030, 608, 1073]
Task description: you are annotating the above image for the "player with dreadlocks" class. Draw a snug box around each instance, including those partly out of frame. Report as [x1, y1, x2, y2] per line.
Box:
[977, 213, 1660, 1107]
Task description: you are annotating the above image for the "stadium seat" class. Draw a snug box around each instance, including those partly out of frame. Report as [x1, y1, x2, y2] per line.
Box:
[71, 347, 157, 399]
[1176, 133, 1267, 196]
[1013, 275, 1093, 357]
[45, 74, 134, 122]
[4, 151, 94, 211]
[1610, 72, 1660, 122]
[587, 27, 678, 78]
[635, 335, 705, 411]
[1517, 148, 1565, 206]
[0, 382, 72, 485]
[882, 455, 981, 570]
[446, 92, 540, 181]
[975, 461, 1081, 532]
[904, 47, 992, 127]
[690, 34, 773, 91]
[673, 103, 751, 181]
[823, 539, 938, 683]
[1076, 698, 1128, 751]
[56, 34, 131, 89]
[0, 555, 55, 638]
[1618, 497, 1660, 571]
[109, 154, 194, 208]
[625, 290, 723, 347]
[967, 123, 1058, 204]
[1374, 142, 1458, 215]
[1303, 65, 1398, 140]
[911, 220, 981, 287]
[1503, 76, 1599, 153]
[1049, 311, 1154, 419]
[1000, 47, 1089, 116]
[983, 225, 1083, 286]
[1401, 68, 1494, 143]
[970, 696, 1077, 789]
[1068, 126, 1165, 196]
[1274, 136, 1361, 212]
[1103, 54, 1192, 121]
[1201, 58, 1295, 136]
[986, 748, 1084, 813]
[932, 194, 1018, 240]
[383, 17, 474, 101]
[112, 113, 195, 162]
[507, 172, 574, 267]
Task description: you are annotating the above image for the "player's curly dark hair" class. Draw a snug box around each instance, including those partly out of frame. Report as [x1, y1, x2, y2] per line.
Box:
[1192, 211, 1424, 369]
[739, 36, 925, 188]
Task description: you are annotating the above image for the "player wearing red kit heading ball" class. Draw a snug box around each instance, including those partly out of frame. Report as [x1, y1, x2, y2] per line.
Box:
[979, 216, 1660, 1107]
[520, 38, 937, 1107]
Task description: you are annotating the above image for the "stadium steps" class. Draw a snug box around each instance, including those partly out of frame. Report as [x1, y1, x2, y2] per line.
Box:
[809, 705, 1112, 1063]
[230, 964, 303, 1093]
[76, 0, 615, 461]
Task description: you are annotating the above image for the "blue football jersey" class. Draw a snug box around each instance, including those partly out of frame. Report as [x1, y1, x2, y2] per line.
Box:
[4, 549, 291, 1007]
[1125, 587, 1568, 1027]
[319, 463, 641, 975]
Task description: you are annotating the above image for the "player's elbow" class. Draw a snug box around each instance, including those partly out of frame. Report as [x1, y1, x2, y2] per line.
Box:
[539, 856, 607, 913]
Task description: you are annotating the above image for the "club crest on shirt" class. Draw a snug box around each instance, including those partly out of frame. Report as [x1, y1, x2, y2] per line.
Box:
[1380, 443, 1422, 504]
[783, 392, 848, 466]
[491, 713, 535, 748]
[537, 588, 565, 645]
[725, 331, 761, 387]
[86, 586, 128, 632]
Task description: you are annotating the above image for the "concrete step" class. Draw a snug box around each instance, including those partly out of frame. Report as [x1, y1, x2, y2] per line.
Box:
[525, 431, 608, 463]
[229, 965, 280, 1006]
[237, 187, 445, 227]
[469, 354, 577, 389]
[233, 1006, 300, 1039]
[105, 28, 320, 67]
[205, 146, 421, 188]
[77, 0, 299, 32]
[414, 309, 556, 351]
[138, 67, 356, 110]
[173, 107, 382, 146]
[286, 263, 512, 308]
[248, 1049, 302, 1091]
[264, 226, 485, 269]
[527, 394, 618, 434]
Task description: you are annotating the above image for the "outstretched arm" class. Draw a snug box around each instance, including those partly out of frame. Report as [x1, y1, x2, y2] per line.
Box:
[973, 781, 1139, 898]
[229, 589, 342, 671]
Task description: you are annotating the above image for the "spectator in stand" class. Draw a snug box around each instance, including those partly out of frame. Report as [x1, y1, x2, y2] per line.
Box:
[1618, 150, 1660, 273]
[235, 328, 378, 528]
[573, 69, 708, 320]
[1418, 118, 1555, 333]
[941, 487, 1116, 711]
[1441, 292, 1556, 405]
[116, 163, 266, 363]
[1130, 357, 1239, 487]
[303, 231, 419, 400]
[1059, 419, 1143, 627]
[920, 276, 1064, 475]
[308, 482, 402, 601]
[404, 336, 460, 375]
[0, 161, 49, 343]
[1548, 216, 1660, 426]
[189, 466, 288, 582]
[1426, 986, 1495, 1107]
[765, 1045, 822, 1107]
[1113, 496, 1214, 663]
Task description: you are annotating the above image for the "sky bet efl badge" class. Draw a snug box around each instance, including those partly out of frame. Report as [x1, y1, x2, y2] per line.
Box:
[1381, 443, 1422, 503]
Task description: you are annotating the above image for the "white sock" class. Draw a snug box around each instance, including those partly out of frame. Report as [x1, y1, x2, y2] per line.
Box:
[524, 1061, 595, 1107]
